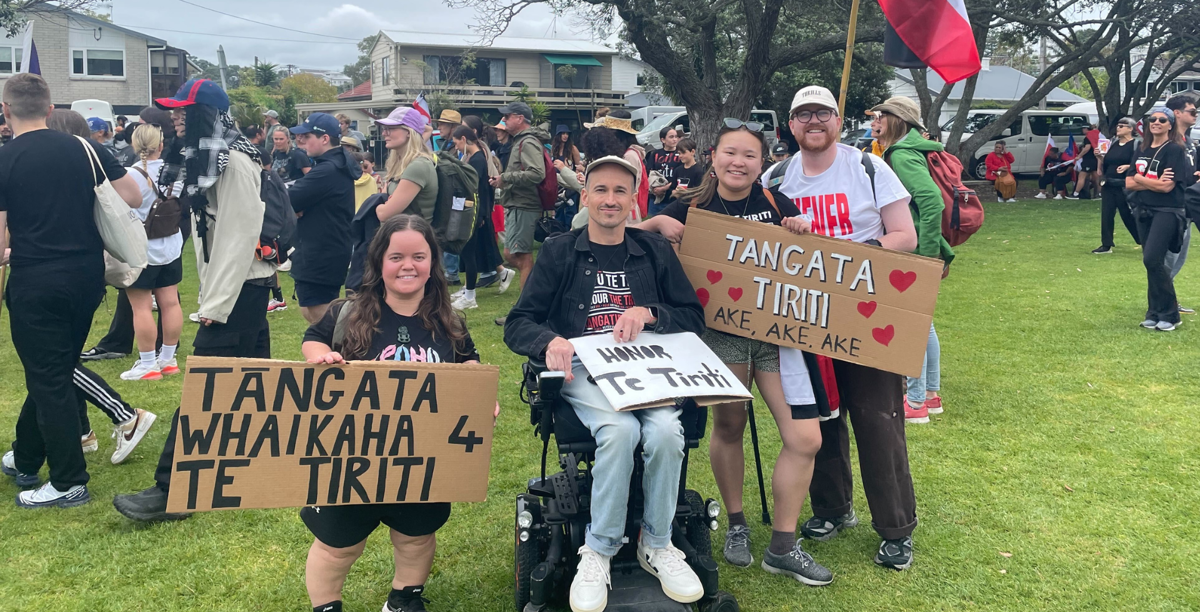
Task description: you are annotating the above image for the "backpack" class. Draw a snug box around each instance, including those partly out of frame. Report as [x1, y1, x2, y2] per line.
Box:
[257, 168, 297, 264]
[921, 151, 984, 247]
[431, 153, 479, 255]
[345, 192, 388, 292]
[515, 133, 558, 211]
[131, 166, 182, 240]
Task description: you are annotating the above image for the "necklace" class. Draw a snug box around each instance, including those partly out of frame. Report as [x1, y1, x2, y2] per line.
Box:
[716, 193, 750, 218]
[594, 243, 625, 271]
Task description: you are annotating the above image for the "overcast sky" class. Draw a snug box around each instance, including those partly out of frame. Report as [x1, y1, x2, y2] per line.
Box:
[109, 0, 593, 70]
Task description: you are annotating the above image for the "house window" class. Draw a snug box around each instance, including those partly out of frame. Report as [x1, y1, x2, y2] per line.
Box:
[382, 56, 391, 86]
[0, 46, 23, 73]
[423, 55, 506, 86]
[636, 73, 646, 87]
[554, 66, 590, 89]
[72, 49, 124, 77]
[151, 51, 181, 75]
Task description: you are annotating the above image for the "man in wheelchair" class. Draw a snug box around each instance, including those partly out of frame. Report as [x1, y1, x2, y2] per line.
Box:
[505, 155, 708, 612]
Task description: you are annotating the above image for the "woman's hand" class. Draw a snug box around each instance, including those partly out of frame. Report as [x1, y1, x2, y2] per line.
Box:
[553, 159, 566, 170]
[781, 216, 812, 235]
[307, 352, 346, 365]
[1117, 164, 1129, 174]
[493, 401, 501, 426]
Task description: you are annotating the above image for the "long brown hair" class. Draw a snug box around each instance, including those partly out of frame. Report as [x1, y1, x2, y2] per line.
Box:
[681, 124, 768, 207]
[873, 112, 911, 152]
[337, 215, 467, 360]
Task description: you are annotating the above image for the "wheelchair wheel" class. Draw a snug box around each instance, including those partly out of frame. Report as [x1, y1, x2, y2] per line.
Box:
[515, 494, 542, 611]
[699, 590, 739, 612]
[683, 490, 713, 559]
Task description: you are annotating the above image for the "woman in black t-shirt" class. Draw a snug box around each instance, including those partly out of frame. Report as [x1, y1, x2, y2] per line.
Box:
[1094, 117, 1140, 253]
[448, 124, 506, 310]
[300, 214, 494, 612]
[1125, 109, 1191, 330]
[638, 121, 833, 584]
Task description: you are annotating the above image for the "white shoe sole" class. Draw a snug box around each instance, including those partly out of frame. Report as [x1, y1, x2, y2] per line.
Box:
[926, 407, 943, 415]
[760, 559, 833, 586]
[905, 416, 930, 424]
[112, 411, 157, 465]
[569, 596, 607, 612]
[637, 555, 704, 604]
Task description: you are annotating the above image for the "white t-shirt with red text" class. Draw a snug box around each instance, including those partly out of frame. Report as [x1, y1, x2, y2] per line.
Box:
[762, 143, 910, 243]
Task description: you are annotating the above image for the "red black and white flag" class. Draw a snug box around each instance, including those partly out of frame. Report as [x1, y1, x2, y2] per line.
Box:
[878, 0, 981, 84]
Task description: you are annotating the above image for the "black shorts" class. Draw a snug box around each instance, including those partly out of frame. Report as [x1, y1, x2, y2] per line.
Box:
[293, 280, 343, 307]
[129, 257, 183, 290]
[1080, 158, 1098, 172]
[300, 502, 451, 549]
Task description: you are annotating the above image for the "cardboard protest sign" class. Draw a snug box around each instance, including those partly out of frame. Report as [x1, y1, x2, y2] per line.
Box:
[166, 357, 499, 513]
[570, 332, 753, 411]
[679, 209, 942, 377]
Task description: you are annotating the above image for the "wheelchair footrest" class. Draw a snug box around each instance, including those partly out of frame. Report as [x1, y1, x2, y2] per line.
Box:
[605, 569, 693, 611]
[549, 470, 578, 515]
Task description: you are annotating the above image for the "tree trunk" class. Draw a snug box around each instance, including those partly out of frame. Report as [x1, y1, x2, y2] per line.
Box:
[910, 68, 933, 124]
[689, 103, 725, 159]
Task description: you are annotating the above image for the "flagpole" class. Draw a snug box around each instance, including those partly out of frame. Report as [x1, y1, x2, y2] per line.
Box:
[837, 0, 862, 117]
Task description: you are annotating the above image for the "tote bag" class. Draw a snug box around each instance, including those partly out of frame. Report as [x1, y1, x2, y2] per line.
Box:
[78, 136, 148, 268]
[104, 251, 141, 288]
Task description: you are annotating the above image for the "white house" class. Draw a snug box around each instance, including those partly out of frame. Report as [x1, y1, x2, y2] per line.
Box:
[888, 59, 1086, 126]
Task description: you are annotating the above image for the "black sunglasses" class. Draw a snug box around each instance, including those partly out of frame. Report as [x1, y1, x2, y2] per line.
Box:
[723, 118, 764, 133]
[1148, 116, 1171, 124]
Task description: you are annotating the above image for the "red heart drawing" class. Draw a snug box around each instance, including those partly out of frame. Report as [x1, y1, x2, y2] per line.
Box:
[889, 270, 917, 293]
[857, 301, 877, 318]
[706, 270, 722, 285]
[696, 288, 710, 307]
[728, 287, 743, 302]
[872, 325, 895, 346]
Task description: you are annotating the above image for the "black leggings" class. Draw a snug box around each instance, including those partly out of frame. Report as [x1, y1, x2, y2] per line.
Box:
[1101, 186, 1140, 248]
[1136, 210, 1182, 324]
[1039, 173, 1068, 192]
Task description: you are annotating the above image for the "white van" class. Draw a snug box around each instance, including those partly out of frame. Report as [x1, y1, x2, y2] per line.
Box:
[630, 106, 684, 132]
[943, 109, 1091, 179]
[70, 99, 115, 130]
[636, 109, 781, 150]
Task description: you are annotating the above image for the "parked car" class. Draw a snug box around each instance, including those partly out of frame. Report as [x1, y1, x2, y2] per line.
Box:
[635, 109, 781, 150]
[943, 109, 1091, 179]
[841, 127, 874, 150]
[70, 99, 115, 131]
[629, 105, 684, 132]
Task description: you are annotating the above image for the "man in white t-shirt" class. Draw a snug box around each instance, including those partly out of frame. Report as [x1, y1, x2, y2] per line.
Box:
[762, 85, 922, 571]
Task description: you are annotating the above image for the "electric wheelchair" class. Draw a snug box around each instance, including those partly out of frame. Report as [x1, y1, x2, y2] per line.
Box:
[513, 359, 739, 612]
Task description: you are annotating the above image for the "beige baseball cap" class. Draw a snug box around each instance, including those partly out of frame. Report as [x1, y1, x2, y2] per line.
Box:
[584, 155, 641, 187]
[789, 86, 839, 115]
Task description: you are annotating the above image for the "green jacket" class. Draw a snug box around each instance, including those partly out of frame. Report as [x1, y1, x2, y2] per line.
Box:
[885, 128, 955, 264]
[500, 127, 548, 211]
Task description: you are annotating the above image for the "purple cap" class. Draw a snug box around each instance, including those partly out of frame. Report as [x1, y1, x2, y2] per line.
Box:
[376, 106, 428, 133]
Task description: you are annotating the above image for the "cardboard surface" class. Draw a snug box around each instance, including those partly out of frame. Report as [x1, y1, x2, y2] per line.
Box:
[570, 332, 753, 410]
[680, 209, 942, 377]
[166, 357, 499, 513]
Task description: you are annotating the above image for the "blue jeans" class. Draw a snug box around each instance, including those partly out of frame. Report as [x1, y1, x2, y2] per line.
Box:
[560, 359, 685, 556]
[905, 323, 940, 404]
[443, 252, 460, 279]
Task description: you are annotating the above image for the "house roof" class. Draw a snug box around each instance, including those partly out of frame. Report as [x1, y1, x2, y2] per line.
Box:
[893, 66, 1085, 104]
[377, 30, 615, 55]
[56, 9, 168, 45]
[338, 81, 372, 101]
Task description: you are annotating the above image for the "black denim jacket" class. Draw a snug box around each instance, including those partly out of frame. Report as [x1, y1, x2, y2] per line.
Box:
[504, 226, 706, 358]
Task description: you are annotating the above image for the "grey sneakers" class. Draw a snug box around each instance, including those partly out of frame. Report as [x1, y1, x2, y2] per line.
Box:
[723, 525, 753, 567]
[761, 540, 833, 586]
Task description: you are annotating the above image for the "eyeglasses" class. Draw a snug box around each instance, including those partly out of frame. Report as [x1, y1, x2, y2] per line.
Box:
[1185, 109, 1199, 117]
[1148, 116, 1171, 124]
[792, 109, 836, 123]
[723, 118, 764, 132]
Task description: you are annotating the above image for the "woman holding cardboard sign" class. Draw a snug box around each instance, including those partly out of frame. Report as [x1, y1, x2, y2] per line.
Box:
[300, 214, 496, 612]
[639, 120, 835, 587]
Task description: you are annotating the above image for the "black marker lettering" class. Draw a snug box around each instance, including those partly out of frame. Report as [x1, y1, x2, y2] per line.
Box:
[176, 460, 215, 510]
[212, 459, 250, 509]
[273, 367, 313, 412]
[248, 414, 280, 458]
[192, 367, 234, 412]
[314, 368, 345, 410]
[350, 371, 380, 411]
[341, 457, 371, 504]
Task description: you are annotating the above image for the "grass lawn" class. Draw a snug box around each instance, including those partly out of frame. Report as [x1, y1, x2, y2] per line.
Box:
[1, 198, 1198, 612]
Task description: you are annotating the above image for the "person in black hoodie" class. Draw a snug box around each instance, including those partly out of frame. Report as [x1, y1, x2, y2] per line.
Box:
[288, 112, 361, 324]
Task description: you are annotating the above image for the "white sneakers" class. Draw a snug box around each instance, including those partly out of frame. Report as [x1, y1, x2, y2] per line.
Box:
[1053, 194, 1064, 200]
[158, 358, 181, 376]
[1034, 192, 1047, 199]
[81, 430, 98, 453]
[570, 545, 611, 612]
[17, 482, 90, 508]
[111, 408, 157, 465]
[1005, 198, 1017, 203]
[452, 295, 478, 310]
[121, 360, 163, 381]
[637, 538, 704, 604]
[497, 267, 516, 294]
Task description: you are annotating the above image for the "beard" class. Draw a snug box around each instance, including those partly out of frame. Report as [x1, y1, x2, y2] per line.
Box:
[797, 127, 836, 153]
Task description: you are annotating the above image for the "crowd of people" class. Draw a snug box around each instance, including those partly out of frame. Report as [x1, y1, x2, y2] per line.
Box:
[1, 66, 1193, 612]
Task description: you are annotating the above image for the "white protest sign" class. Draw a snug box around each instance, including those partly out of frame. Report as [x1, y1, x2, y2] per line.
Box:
[570, 332, 753, 411]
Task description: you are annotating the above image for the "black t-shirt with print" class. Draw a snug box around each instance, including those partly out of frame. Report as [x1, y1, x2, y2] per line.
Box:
[583, 242, 635, 336]
[1126, 141, 1191, 211]
[1102, 139, 1136, 183]
[646, 148, 684, 182]
[659, 186, 799, 226]
[0, 129, 127, 269]
[305, 302, 480, 363]
[272, 148, 311, 182]
[673, 164, 705, 192]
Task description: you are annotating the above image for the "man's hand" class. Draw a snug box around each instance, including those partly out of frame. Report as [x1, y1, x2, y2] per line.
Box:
[307, 351, 346, 365]
[199, 317, 214, 327]
[545, 336, 576, 382]
[781, 216, 812, 235]
[489, 175, 503, 188]
[553, 159, 566, 170]
[612, 307, 656, 343]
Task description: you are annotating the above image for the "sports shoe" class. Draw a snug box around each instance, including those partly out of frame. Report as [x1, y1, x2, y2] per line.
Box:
[450, 287, 467, 300]
[904, 398, 929, 424]
[996, 196, 1004, 203]
[1067, 193, 1080, 200]
[723, 524, 753, 567]
[1053, 194, 1064, 200]
[80, 347, 126, 362]
[494, 316, 507, 326]
[1092, 246, 1113, 254]
[278, 258, 292, 272]
[113, 486, 190, 522]
[1156, 321, 1178, 332]
[476, 272, 499, 289]
[111, 409, 157, 465]
[267, 299, 288, 312]
[1141, 319, 1158, 329]
[151, 295, 158, 311]
[189, 312, 201, 323]
[2, 451, 39, 488]
[874, 536, 914, 570]
[800, 509, 859, 541]
[1034, 192, 1047, 199]
[451, 295, 478, 310]
[637, 539, 703, 604]
[382, 585, 428, 611]
[1180, 305, 1196, 315]
[81, 430, 98, 453]
[121, 360, 163, 381]
[497, 267, 516, 294]
[762, 540, 833, 586]
[158, 358, 181, 376]
[17, 482, 90, 509]
[925, 395, 944, 415]
[1005, 198, 1017, 203]
[570, 545, 610, 612]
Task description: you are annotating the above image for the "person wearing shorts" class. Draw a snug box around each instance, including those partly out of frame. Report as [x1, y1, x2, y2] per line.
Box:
[490, 102, 545, 302]
[639, 118, 834, 585]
